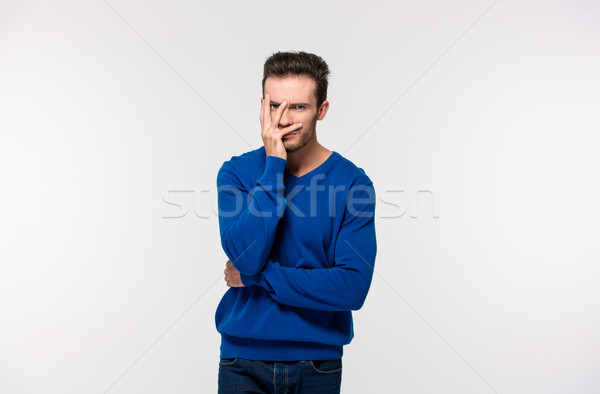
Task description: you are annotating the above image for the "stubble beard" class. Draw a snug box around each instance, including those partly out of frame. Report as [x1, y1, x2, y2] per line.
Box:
[283, 114, 318, 153]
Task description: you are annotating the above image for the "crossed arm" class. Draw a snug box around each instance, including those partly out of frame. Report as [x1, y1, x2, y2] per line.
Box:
[217, 158, 377, 312]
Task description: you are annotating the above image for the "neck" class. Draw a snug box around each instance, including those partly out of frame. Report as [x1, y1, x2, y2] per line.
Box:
[286, 134, 332, 177]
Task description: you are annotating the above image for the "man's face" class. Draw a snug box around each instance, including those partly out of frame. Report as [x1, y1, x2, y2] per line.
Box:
[263, 75, 326, 153]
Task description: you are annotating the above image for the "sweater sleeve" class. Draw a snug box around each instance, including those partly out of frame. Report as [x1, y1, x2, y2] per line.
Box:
[240, 181, 377, 311]
[217, 156, 288, 276]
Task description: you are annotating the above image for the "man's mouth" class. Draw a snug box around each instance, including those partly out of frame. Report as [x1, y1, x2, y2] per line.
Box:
[283, 132, 296, 138]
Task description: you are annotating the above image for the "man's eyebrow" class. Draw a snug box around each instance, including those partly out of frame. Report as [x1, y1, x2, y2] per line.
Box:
[269, 101, 310, 107]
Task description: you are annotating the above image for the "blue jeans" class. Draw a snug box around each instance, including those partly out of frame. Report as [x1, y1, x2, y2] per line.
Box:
[218, 357, 342, 393]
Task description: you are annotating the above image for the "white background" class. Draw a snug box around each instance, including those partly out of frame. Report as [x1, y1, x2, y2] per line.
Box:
[1, 0, 599, 393]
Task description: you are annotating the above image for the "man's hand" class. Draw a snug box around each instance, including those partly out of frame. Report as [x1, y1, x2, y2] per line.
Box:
[224, 260, 245, 287]
[260, 93, 302, 160]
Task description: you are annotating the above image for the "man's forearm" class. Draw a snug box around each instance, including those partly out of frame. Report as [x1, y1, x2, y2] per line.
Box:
[240, 181, 377, 311]
[240, 254, 375, 312]
[217, 156, 287, 275]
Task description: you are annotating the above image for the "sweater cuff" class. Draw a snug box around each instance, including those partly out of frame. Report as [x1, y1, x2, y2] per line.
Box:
[260, 156, 287, 184]
[240, 271, 267, 288]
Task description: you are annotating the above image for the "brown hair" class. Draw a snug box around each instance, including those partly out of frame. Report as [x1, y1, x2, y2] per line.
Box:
[262, 51, 330, 108]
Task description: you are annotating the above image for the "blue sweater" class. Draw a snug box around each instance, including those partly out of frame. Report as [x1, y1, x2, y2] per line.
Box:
[214, 146, 377, 361]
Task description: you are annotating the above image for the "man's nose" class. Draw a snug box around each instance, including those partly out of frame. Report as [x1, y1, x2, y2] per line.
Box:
[279, 106, 293, 127]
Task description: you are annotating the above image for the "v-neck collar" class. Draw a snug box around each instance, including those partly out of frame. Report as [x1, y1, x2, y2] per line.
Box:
[284, 151, 339, 184]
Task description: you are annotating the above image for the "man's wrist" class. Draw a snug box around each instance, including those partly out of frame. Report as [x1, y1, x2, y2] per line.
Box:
[261, 155, 287, 182]
[240, 271, 264, 288]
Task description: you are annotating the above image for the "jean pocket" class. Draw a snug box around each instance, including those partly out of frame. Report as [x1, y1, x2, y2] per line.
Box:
[219, 357, 239, 366]
[309, 358, 342, 373]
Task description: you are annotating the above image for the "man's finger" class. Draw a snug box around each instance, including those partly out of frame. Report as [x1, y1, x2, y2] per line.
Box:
[275, 122, 302, 136]
[260, 97, 265, 128]
[262, 93, 271, 128]
[271, 99, 288, 128]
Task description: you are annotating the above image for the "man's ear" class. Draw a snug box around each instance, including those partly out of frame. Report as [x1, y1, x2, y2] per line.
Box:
[317, 100, 329, 120]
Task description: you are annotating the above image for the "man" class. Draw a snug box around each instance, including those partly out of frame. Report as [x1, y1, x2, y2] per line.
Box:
[215, 51, 377, 394]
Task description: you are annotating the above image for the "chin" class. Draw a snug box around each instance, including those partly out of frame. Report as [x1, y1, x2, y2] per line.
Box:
[285, 145, 303, 153]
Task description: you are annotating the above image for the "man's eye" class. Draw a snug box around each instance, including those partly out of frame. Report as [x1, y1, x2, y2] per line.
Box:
[270, 104, 279, 110]
[294, 105, 305, 110]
